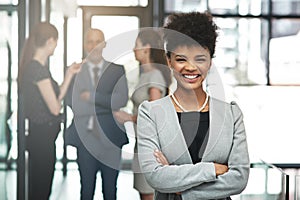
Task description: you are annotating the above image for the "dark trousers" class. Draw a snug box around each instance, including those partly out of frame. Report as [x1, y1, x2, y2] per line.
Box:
[27, 121, 60, 200]
[77, 145, 119, 200]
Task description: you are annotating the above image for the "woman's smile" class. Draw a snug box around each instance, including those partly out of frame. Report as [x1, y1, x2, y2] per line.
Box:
[180, 73, 201, 84]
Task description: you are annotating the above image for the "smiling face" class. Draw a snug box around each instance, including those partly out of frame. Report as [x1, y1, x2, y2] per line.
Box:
[167, 45, 211, 92]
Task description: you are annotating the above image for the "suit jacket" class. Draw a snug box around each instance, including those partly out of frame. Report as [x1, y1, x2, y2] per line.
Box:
[137, 96, 250, 200]
[67, 60, 129, 168]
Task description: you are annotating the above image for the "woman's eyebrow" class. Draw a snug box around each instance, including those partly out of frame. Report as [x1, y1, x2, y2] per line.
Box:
[174, 54, 187, 58]
[195, 54, 207, 58]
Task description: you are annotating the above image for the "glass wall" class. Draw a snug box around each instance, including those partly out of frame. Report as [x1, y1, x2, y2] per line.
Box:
[297, 175, 300, 200]
[77, 0, 148, 7]
[213, 17, 268, 85]
[269, 19, 300, 85]
[241, 161, 289, 200]
[0, 9, 18, 162]
[0, 5, 18, 200]
[0, 0, 17, 4]
[164, 0, 300, 199]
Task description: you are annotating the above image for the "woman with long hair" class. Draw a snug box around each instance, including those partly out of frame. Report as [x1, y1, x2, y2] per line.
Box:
[114, 28, 172, 200]
[19, 22, 81, 200]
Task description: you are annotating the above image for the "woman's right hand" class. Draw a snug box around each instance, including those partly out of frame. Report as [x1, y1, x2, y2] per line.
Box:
[214, 163, 228, 176]
[154, 149, 169, 166]
[67, 60, 84, 75]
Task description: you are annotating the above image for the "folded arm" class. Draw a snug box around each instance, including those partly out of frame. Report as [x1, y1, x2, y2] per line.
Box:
[137, 101, 250, 199]
[137, 101, 217, 194]
[181, 103, 250, 199]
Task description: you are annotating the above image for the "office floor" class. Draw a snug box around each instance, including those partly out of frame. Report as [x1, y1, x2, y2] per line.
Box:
[0, 163, 140, 200]
[1, 162, 297, 200]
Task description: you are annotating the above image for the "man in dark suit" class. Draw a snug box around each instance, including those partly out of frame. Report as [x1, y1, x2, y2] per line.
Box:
[66, 28, 129, 200]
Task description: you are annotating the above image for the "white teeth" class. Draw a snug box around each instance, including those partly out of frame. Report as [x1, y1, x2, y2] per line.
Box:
[183, 74, 199, 79]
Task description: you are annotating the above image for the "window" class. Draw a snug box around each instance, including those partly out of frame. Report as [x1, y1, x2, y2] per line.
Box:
[270, 19, 300, 85]
[0, 9, 18, 161]
[77, 0, 148, 7]
[164, 0, 300, 86]
[163, 0, 300, 198]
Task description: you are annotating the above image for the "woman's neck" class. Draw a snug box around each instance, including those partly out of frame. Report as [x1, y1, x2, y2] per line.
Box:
[141, 63, 155, 72]
[172, 88, 207, 111]
[33, 49, 49, 66]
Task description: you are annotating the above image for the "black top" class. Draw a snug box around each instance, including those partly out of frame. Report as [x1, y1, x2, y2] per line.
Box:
[21, 60, 60, 124]
[177, 111, 209, 164]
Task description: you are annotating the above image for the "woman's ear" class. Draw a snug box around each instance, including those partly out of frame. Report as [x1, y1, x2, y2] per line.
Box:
[166, 55, 172, 68]
[102, 41, 107, 48]
[46, 37, 56, 47]
[46, 37, 57, 51]
[47, 37, 55, 44]
[208, 59, 212, 70]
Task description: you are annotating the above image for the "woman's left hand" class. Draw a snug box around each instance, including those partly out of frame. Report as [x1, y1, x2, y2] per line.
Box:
[113, 110, 133, 124]
[154, 149, 169, 166]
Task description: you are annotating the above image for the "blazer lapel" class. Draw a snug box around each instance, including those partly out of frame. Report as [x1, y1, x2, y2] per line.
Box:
[163, 97, 227, 164]
[80, 62, 93, 89]
[202, 98, 226, 159]
[100, 60, 109, 74]
[163, 97, 193, 165]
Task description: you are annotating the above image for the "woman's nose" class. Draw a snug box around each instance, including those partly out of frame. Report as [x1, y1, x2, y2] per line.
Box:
[185, 61, 197, 70]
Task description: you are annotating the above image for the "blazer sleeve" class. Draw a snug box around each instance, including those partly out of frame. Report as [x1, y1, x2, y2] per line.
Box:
[181, 102, 250, 200]
[71, 68, 95, 116]
[94, 64, 129, 111]
[137, 101, 217, 194]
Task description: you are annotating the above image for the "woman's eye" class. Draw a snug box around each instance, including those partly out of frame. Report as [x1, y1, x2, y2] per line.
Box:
[176, 58, 186, 62]
[195, 59, 205, 63]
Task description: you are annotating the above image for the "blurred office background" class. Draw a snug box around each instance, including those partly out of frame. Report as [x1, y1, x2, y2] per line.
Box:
[0, 0, 300, 199]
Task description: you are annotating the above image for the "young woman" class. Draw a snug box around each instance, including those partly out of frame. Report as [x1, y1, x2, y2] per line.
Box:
[113, 29, 171, 200]
[137, 12, 250, 200]
[19, 22, 81, 200]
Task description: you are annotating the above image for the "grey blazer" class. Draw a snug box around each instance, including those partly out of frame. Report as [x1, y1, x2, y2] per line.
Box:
[137, 96, 250, 200]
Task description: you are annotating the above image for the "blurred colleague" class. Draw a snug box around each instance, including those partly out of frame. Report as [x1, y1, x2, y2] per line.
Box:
[113, 28, 172, 200]
[66, 28, 129, 200]
[18, 22, 81, 200]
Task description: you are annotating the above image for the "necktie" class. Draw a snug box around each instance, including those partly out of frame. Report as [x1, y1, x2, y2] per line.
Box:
[90, 66, 100, 138]
[93, 66, 100, 87]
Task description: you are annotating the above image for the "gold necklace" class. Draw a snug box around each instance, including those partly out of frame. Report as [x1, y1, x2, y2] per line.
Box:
[170, 92, 209, 112]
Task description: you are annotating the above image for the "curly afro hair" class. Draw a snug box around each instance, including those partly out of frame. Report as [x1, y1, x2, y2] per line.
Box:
[164, 11, 218, 58]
